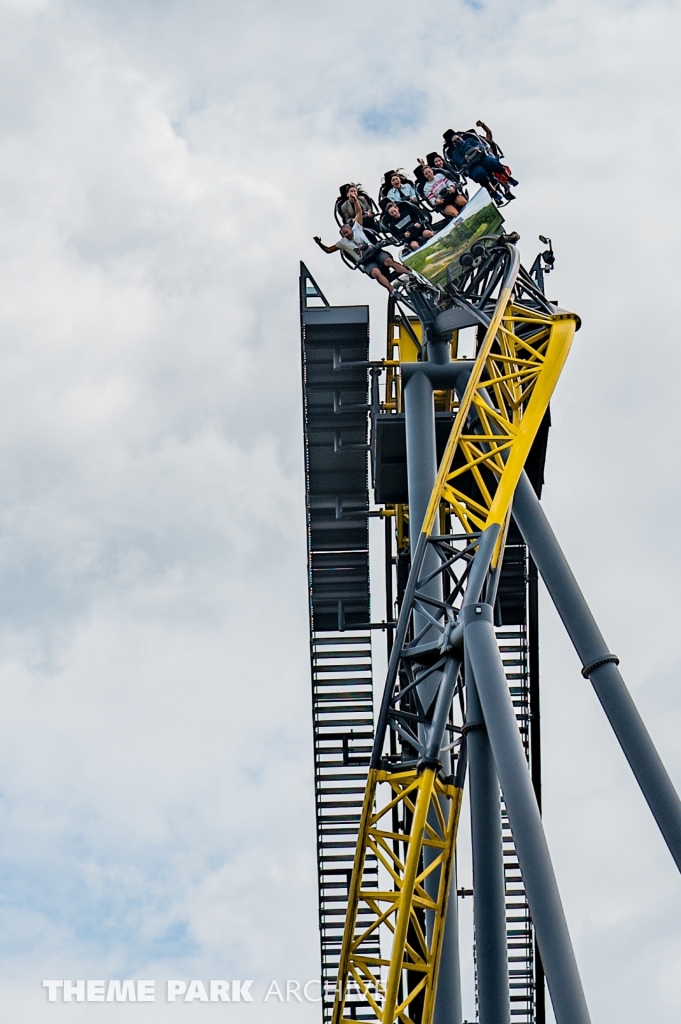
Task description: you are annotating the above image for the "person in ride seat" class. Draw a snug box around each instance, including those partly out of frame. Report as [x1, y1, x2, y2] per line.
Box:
[384, 171, 418, 204]
[382, 202, 434, 250]
[337, 184, 377, 229]
[443, 128, 518, 200]
[423, 152, 467, 189]
[420, 164, 467, 218]
[425, 152, 449, 172]
[314, 193, 410, 294]
[475, 120, 506, 162]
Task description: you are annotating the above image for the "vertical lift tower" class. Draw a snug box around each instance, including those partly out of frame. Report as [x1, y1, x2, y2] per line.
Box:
[300, 231, 681, 1024]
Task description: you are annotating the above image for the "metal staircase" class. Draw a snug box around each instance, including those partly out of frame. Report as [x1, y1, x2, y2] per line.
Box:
[498, 621, 535, 1022]
[470, 612, 537, 1022]
[471, 541, 540, 1024]
[312, 634, 378, 1023]
[300, 265, 379, 1023]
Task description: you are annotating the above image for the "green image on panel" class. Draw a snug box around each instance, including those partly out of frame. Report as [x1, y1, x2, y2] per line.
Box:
[402, 188, 504, 287]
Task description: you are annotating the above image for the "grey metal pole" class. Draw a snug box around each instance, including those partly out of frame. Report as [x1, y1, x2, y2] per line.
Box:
[404, 368, 438, 545]
[465, 645, 510, 1024]
[435, 851, 463, 1024]
[404, 367, 442, 663]
[404, 360, 463, 1024]
[513, 471, 681, 873]
[428, 712, 464, 1024]
[423, 656, 461, 943]
[464, 603, 592, 1024]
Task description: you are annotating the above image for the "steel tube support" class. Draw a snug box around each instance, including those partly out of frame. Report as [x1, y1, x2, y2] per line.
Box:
[434, 853, 463, 1024]
[464, 603, 591, 1024]
[404, 357, 462, 1024]
[404, 367, 442, 660]
[421, 663, 464, 1024]
[465, 645, 509, 1024]
[404, 369, 438, 542]
[423, 656, 461, 944]
[513, 471, 681, 873]
[425, 785, 463, 1024]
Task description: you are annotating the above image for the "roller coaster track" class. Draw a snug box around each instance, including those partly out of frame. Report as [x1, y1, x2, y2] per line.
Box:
[331, 244, 579, 1024]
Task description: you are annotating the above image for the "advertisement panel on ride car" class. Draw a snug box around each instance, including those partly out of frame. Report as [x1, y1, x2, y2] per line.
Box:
[402, 187, 505, 286]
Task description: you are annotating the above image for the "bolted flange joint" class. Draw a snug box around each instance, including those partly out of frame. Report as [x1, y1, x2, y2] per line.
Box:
[581, 654, 619, 678]
[438, 620, 463, 655]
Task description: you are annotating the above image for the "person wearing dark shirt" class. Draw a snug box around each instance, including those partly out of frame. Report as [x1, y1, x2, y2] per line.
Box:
[443, 129, 518, 197]
[475, 120, 505, 160]
[382, 202, 434, 250]
[314, 193, 409, 293]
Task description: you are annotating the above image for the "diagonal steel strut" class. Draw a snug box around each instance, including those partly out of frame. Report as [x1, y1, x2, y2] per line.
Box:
[513, 470, 681, 872]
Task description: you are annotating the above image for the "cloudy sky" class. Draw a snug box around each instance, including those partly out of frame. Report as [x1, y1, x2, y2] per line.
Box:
[0, 0, 680, 1020]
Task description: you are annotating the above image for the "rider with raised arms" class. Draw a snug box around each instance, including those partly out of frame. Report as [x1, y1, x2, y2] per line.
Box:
[314, 192, 410, 294]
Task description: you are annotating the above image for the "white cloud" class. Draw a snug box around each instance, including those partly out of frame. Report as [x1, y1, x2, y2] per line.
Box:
[0, 0, 678, 1020]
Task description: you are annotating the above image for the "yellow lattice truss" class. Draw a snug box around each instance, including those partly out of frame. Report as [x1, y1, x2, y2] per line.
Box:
[333, 768, 463, 1024]
[422, 297, 579, 544]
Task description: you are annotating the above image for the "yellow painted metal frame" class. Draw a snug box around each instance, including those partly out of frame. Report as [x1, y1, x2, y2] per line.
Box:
[332, 768, 463, 1024]
[421, 300, 578, 551]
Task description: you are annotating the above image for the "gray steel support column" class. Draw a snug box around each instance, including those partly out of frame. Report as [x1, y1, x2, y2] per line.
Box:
[404, 366, 442, 706]
[424, 797, 463, 1024]
[464, 603, 591, 1024]
[425, 335, 453, 365]
[425, 719, 463, 1024]
[404, 367, 441, 652]
[513, 471, 681, 873]
[434, 852, 463, 1024]
[465, 645, 509, 1024]
[404, 363, 462, 1024]
[404, 367, 438, 547]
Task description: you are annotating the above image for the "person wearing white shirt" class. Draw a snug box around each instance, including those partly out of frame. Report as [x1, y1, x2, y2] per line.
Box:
[314, 194, 410, 294]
